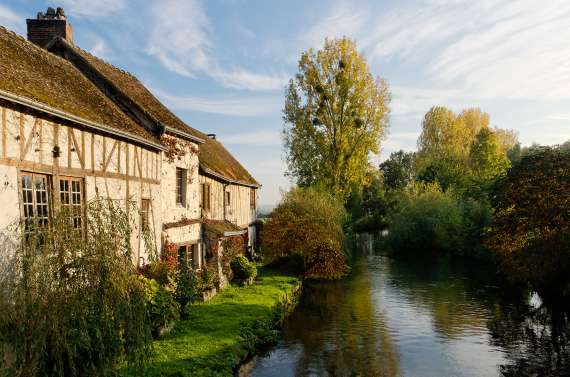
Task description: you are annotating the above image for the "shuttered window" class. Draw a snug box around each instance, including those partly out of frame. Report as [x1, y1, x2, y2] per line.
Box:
[201, 183, 211, 211]
[250, 188, 256, 209]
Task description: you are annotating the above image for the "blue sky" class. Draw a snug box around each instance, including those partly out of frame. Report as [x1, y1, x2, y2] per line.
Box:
[2, 0, 569, 206]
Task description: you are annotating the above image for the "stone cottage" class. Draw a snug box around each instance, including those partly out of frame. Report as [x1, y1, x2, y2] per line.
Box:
[0, 8, 260, 278]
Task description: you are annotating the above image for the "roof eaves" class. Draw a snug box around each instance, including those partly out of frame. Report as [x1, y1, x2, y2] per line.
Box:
[165, 125, 205, 144]
[0, 89, 165, 151]
[200, 164, 261, 188]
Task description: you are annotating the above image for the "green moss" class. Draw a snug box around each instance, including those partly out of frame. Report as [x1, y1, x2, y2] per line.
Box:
[119, 267, 299, 377]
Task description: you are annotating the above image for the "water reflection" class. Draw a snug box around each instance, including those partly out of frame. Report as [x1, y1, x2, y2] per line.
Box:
[249, 236, 570, 377]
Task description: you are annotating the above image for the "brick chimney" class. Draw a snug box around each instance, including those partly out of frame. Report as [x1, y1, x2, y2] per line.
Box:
[26, 7, 73, 47]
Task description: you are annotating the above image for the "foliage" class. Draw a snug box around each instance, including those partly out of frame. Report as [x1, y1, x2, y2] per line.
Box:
[0, 200, 152, 377]
[220, 237, 245, 281]
[468, 127, 511, 198]
[416, 106, 516, 194]
[262, 187, 349, 279]
[379, 150, 415, 191]
[486, 146, 570, 297]
[141, 277, 180, 337]
[140, 260, 175, 287]
[283, 37, 391, 199]
[119, 267, 299, 377]
[417, 106, 467, 161]
[347, 170, 391, 232]
[197, 263, 218, 291]
[386, 183, 492, 257]
[231, 254, 258, 282]
[174, 262, 198, 319]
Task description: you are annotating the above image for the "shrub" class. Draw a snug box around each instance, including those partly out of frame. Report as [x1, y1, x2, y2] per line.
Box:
[198, 263, 218, 291]
[140, 260, 175, 287]
[262, 187, 349, 279]
[174, 263, 198, 319]
[486, 146, 570, 298]
[220, 237, 244, 281]
[141, 276, 180, 337]
[0, 200, 152, 377]
[386, 182, 492, 257]
[231, 254, 257, 282]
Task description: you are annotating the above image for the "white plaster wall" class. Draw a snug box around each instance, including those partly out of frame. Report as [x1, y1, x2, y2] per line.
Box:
[0, 165, 20, 231]
[0, 105, 161, 263]
[160, 139, 201, 247]
[198, 174, 257, 228]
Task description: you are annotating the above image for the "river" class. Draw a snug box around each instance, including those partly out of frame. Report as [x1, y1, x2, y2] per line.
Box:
[246, 234, 570, 377]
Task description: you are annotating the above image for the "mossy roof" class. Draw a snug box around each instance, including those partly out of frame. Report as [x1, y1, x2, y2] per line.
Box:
[203, 220, 245, 236]
[67, 44, 259, 187]
[0, 27, 157, 143]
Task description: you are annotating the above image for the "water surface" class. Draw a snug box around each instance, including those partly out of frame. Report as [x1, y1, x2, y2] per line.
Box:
[248, 235, 570, 377]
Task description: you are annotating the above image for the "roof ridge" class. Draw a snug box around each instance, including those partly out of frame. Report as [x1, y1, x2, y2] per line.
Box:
[0, 27, 83, 72]
[67, 41, 139, 80]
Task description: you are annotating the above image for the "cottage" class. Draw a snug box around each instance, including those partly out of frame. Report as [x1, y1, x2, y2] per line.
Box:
[0, 8, 260, 280]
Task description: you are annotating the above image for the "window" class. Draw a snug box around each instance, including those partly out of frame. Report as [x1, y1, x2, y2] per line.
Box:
[59, 177, 84, 229]
[177, 243, 201, 270]
[175, 168, 187, 206]
[141, 199, 150, 231]
[225, 190, 231, 206]
[250, 188, 256, 210]
[201, 183, 211, 211]
[21, 172, 51, 230]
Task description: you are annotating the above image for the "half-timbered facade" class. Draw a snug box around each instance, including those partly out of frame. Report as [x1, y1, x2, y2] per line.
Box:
[0, 8, 260, 271]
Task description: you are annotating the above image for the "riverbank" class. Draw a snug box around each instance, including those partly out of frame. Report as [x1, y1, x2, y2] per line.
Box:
[121, 266, 300, 377]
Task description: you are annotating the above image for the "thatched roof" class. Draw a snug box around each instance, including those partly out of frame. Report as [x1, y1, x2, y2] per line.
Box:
[57, 40, 259, 187]
[0, 27, 159, 146]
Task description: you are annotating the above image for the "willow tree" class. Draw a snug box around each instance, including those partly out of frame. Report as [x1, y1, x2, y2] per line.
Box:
[283, 37, 390, 199]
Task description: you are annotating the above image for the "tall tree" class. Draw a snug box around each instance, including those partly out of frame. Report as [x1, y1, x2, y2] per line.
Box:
[486, 146, 570, 298]
[283, 37, 390, 199]
[379, 150, 415, 191]
[417, 106, 464, 160]
[470, 128, 511, 182]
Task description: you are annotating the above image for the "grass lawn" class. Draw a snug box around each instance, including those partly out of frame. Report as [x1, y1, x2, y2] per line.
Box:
[121, 267, 299, 377]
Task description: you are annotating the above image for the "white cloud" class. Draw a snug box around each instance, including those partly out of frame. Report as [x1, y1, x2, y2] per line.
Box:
[303, 3, 367, 51]
[89, 39, 110, 60]
[213, 69, 288, 91]
[146, 0, 210, 78]
[146, 0, 286, 91]
[59, 0, 128, 17]
[152, 87, 282, 117]
[0, 4, 23, 34]
[309, 0, 570, 100]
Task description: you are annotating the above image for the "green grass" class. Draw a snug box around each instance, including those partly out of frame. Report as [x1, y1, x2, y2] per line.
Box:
[120, 267, 299, 377]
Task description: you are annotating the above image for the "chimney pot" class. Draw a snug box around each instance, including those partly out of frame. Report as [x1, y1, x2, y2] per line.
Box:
[27, 7, 73, 48]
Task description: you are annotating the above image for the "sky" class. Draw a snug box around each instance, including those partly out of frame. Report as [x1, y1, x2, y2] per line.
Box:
[1, 0, 569, 206]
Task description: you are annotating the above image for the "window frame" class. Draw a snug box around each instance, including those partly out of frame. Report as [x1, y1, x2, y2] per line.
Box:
[177, 242, 201, 270]
[201, 182, 211, 211]
[250, 188, 256, 210]
[19, 171, 52, 231]
[58, 175, 85, 231]
[225, 190, 231, 207]
[140, 198, 151, 232]
[175, 167, 187, 207]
